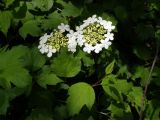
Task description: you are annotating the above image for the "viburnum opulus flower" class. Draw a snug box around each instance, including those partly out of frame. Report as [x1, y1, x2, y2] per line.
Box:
[38, 23, 77, 57]
[76, 15, 115, 53]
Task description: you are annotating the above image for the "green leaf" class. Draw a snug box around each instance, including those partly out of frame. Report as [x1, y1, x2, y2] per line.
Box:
[30, 47, 46, 71]
[29, 0, 54, 11]
[51, 51, 81, 77]
[145, 100, 160, 120]
[107, 103, 133, 120]
[0, 67, 31, 88]
[56, 0, 82, 17]
[77, 50, 94, 67]
[0, 45, 32, 88]
[41, 11, 67, 31]
[155, 29, 160, 47]
[102, 13, 118, 29]
[25, 109, 54, 120]
[67, 82, 95, 116]
[13, 1, 27, 19]
[127, 87, 143, 109]
[0, 90, 9, 115]
[0, 11, 12, 35]
[136, 23, 154, 41]
[53, 105, 67, 120]
[37, 73, 63, 89]
[133, 46, 151, 60]
[105, 60, 115, 75]
[132, 66, 149, 86]
[114, 6, 128, 21]
[3, 0, 15, 7]
[101, 75, 132, 101]
[19, 20, 41, 39]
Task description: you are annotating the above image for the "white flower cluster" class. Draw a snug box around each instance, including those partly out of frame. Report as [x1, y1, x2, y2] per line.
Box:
[75, 15, 115, 53]
[38, 15, 115, 57]
[38, 23, 77, 57]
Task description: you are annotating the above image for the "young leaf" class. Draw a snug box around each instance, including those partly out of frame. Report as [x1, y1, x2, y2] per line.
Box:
[51, 51, 81, 77]
[67, 82, 95, 116]
[105, 60, 115, 75]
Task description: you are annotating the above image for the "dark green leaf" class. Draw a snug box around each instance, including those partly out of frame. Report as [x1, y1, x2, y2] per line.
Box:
[0, 90, 9, 115]
[25, 109, 54, 120]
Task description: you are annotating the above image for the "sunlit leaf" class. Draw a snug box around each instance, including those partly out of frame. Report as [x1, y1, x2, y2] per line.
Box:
[105, 59, 115, 75]
[67, 82, 95, 116]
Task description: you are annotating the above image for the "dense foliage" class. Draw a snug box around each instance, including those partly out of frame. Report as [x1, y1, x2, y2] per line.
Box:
[0, 0, 160, 120]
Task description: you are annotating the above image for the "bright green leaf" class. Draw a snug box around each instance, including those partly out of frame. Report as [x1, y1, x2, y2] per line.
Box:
[127, 87, 143, 109]
[19, 20, 41, 39]
[108, 103, 133, 120]
[0, 11, 12, 35]
[101, 75, 132, 101]
[132, 66, 149, 86]
[67, 82, 95, 116]
[51, 51, 81, 77]
[105, 60, 115, 74]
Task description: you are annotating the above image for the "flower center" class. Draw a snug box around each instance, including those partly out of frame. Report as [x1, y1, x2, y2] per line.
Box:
[83, 23, 107, 45]
[46, 31, 68, 51]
